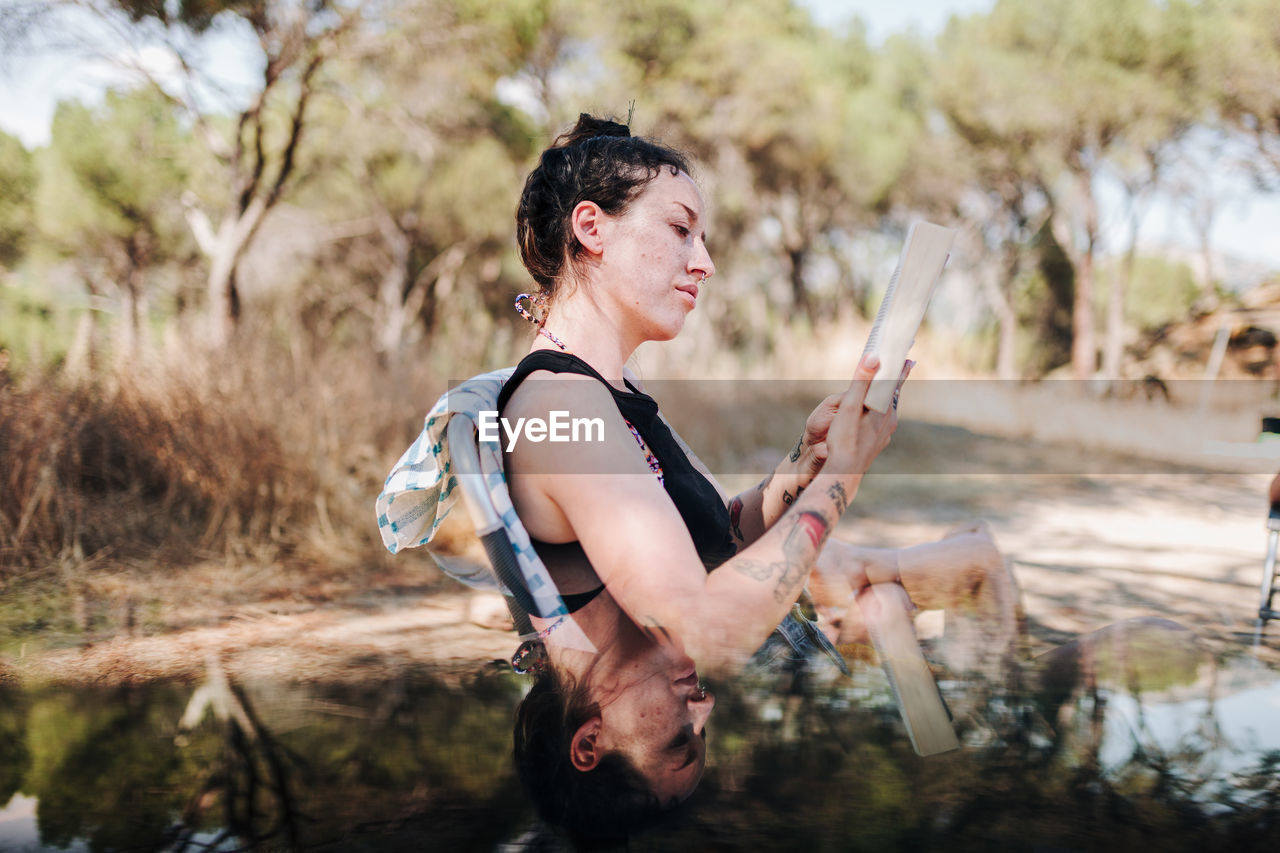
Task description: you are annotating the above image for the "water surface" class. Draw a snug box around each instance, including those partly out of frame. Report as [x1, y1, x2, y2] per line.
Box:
[1, 638, 1278, 852]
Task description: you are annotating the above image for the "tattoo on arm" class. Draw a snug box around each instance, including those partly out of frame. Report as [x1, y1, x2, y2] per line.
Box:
[756, 473, 773, 492]
[773, 510, 831, 602]
[789, 436, 804, 463]
[733, 558, 774, 581]
[827, 481, 849, 516]
[728, 495, 745, 542]
[731, 510, 832, 601]
[781, 484, 805, 505]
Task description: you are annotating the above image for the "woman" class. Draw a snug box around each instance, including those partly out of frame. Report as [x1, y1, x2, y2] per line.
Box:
[500, 114, 902, 839]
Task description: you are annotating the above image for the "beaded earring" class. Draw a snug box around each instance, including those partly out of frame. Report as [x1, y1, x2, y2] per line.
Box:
[514, 292, 570, 351]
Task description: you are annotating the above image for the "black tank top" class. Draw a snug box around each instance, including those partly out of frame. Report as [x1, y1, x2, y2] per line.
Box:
[496, 350, 736, 582]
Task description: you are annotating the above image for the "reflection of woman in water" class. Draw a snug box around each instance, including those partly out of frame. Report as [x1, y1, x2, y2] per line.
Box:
[502, 114, 902, 839]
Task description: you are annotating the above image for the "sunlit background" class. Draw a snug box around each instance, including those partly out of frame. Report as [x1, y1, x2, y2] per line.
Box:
[2, 0, 1280, 646]
[4, 1, 1280, 850]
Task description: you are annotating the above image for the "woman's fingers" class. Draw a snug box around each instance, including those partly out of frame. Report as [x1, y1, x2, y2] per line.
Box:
[821, 353, 901, 476]
[842, 353, 880, 413]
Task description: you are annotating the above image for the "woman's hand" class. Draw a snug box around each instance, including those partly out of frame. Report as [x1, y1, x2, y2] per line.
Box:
[793, 358, 912, 480]
[790, 393, 843, 480]
[822, 354, 906, 480]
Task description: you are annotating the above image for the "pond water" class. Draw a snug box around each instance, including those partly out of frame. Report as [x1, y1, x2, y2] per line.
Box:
[1, 636, 1278, 852]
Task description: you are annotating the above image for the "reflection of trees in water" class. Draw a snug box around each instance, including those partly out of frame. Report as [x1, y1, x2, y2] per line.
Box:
[0, 665, 531, 851]
[0, 687, 30, 808]
[3, 649, 1278, 850]
[167, 655, 308, 850]
[165, 660, 532, 851]
[16, 683, 194, 851]
[635, 640, 1280, 850]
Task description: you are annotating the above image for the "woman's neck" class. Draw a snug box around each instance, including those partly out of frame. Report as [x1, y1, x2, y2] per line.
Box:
[537, 284, 638, 387]
[544, 590, 659, 682]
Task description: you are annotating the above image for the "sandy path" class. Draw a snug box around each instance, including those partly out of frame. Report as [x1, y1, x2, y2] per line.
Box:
[846, 468, 1279, 663]
[10, 428, 1280, 686]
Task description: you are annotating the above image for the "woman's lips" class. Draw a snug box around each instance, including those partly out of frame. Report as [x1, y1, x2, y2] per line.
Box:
[676, 283, 698, 304]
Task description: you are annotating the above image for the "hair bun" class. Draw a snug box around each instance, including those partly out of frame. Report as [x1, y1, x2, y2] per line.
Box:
[556, 113, 631, 147]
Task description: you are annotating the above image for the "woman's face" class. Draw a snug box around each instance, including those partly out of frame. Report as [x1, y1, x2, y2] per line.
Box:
[594, 646, 715, 803]
[598, 169, 716, 343]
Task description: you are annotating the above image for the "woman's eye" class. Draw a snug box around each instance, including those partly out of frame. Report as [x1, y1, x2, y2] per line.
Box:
[672, 224, 690, 238]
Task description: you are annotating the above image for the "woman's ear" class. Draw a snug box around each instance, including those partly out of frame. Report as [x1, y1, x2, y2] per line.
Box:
[570, 200, 607, 257]
[569, 715, 603, 771]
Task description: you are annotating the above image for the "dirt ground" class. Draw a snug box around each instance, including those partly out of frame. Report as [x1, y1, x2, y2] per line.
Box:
[8, 418, 1280, 687]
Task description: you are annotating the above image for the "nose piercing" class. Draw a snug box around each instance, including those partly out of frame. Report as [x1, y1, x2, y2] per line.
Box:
[699, 273, 707, 283]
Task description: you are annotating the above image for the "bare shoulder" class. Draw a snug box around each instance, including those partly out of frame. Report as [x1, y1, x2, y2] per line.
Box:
[501, 368, 651, 481]
[503, 368, 602, 419]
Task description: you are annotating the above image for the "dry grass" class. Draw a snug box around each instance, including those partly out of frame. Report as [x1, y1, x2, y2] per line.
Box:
[0, 334, 480, 644]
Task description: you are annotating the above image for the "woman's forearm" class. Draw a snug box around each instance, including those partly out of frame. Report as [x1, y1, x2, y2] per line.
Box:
[726, 434, 820, 549]
[691, 471, 859, 664]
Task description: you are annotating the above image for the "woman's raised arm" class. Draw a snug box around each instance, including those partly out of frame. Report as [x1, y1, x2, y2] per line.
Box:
[505, 355, 896, 667]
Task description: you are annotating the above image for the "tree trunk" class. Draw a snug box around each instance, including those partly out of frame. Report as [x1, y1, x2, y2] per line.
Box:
[115, 249, 144, 367]
[1055, 168, 1099, 381]
[65, 272, 101, 380]
[372, 203, 413, 362]
[787, 248, 813, 324]
[1103, 216, 1139, 380]
[189, 196, 266, 349]
[1102, 264, 1124, 380]
[1071, 248, 1095, 380]
[994, 248, 1021, 380]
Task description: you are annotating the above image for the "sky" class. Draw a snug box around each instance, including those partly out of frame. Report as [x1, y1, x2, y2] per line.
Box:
[1, 0, 1276, 274]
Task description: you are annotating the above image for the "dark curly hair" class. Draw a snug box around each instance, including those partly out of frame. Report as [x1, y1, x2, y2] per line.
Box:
[515, 113, 692, 298]
[513, 663, 672, 847]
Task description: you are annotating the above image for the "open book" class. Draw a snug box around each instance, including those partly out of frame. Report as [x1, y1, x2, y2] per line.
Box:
[861, 222, 957, 413]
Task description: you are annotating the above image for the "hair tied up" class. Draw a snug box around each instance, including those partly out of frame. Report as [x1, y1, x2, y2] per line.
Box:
[516, 112, 689, 293]
[556, 113, 631, 148]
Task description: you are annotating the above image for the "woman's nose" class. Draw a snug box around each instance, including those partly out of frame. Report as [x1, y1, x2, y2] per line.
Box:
[689, 691, 715, 735]
[691, 239, 715, 280]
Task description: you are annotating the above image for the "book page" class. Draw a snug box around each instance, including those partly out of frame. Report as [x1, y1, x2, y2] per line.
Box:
[861, 222, 957, 412]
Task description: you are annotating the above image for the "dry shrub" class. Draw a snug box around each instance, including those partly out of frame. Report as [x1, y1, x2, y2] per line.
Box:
[1, 372, 305, 572]
[0, 337, 452, 585]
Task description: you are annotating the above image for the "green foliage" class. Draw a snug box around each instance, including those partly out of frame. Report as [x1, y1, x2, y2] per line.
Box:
[1212, 0, 1280, 185]
[0, 131, 36, 269]
[1102, 254, 1200, 332]
[0, 274, 82, 371]
[23, 688, 192, 849]
[0, 677, 532, 851]
[419, 136, 523, 245]
[113, 0, 265, 33]
[36, 90, 194, 268]
[7, 0, 1270, 381]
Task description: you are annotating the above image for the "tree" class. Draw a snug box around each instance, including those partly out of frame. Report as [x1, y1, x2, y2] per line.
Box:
[1214, 0, 1280, 188]
[939, 0, 1195, 380]
[0, 131, 36, 273]
[604, 0, 925, 337]
[306, 0, 538, 363]
[936, 7, 1058, 377]
[46, 0, 367, 348]
[35, 90, 195, 368]
[1097, 0, 1207, 377]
